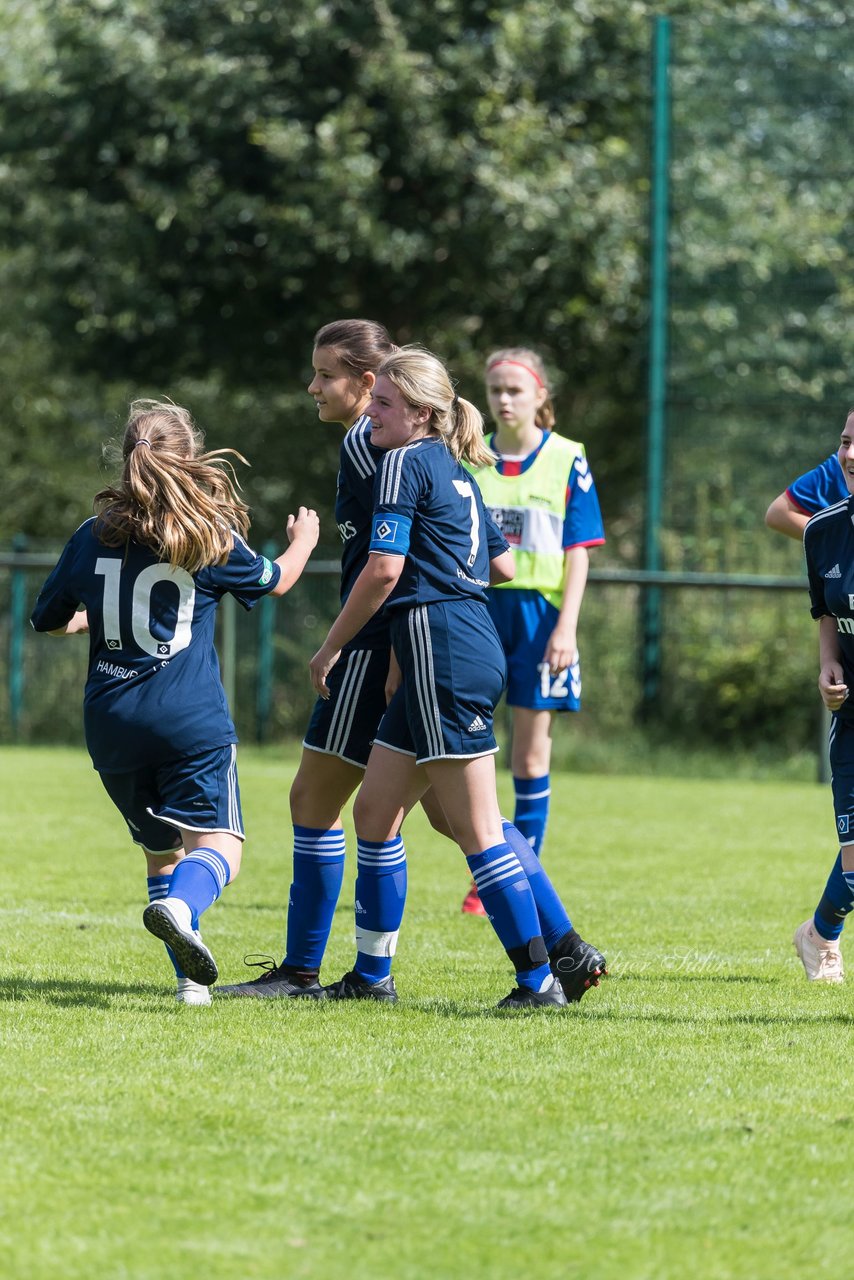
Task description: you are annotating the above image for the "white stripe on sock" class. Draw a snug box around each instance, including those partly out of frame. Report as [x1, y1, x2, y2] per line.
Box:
[354, 926, 400, 957]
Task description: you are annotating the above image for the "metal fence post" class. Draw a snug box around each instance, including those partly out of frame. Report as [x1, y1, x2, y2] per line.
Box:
[9, 534, 28, 739]
[640, 14, 671, 718]
[256, 540, 277, 743]
[221, 593, 236, 718]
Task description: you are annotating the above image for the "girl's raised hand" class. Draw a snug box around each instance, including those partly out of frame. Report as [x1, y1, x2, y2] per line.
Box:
[287, 507, 320, 547]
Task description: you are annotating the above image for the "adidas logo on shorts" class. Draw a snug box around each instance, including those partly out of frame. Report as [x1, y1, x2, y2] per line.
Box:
[825, 563, 842, 578]
[467, 715, 487, 733]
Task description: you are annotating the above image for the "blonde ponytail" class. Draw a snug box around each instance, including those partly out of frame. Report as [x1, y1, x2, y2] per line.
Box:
[377, 347, 497, 469]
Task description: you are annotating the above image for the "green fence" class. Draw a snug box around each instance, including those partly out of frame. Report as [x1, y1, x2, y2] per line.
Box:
[640, 14, 854, 709]
[3, 544, 824, 774]
[657, 14, 852, 575]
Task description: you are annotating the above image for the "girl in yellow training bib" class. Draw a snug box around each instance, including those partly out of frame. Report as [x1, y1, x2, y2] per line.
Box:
[461, 347, 605, 913]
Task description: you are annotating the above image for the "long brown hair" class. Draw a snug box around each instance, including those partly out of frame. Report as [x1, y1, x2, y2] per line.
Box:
[376, 346, 496, 468]
[93, 399, 250, 573]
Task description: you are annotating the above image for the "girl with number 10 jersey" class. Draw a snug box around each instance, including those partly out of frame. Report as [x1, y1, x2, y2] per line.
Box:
[30, 399, 319, 1003]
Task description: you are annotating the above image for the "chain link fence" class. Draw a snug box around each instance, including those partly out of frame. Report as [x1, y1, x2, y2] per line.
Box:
[2, 547, 820, 773]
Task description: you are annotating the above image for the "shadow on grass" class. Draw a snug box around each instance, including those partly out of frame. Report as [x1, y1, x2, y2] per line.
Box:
[406, 980, 854, 1025]
[225, 901, 286, 913]
[573, 1005, 854, 1028]
[614, 972, 776, 983]
[0, 975, 167, 1008]
[403, 1001, 854, 1026]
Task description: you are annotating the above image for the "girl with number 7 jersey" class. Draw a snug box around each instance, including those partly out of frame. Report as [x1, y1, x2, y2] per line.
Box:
[309, 347, 606, 1008]
[30, 399, 319, 1004]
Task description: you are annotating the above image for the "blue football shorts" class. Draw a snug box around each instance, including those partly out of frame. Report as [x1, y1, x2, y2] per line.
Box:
[99, 743, 244, 853]
[373, 599, 506, 765]
[829, 715, 854, 848]
[303, 645, 392, 768]
[487, 587, 581, 712]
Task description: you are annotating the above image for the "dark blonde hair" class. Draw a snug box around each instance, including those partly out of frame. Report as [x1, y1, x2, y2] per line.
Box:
[376, 346, 496, 468]
[485, 347, 556, 431]
[313, 318, 396, 376]
[93, 399, 250, 573]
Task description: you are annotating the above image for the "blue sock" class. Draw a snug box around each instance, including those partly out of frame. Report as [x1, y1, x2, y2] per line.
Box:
[284, 826, 346, 972]
[168, 847, 231, 928]
[502, 819, 572, 951]
[466, 843, 552, 992]
[354, 836, 407, 982]
[513, 775, 551, 857]
[814, 852, 854, 940]
[147, 874, 183, 977]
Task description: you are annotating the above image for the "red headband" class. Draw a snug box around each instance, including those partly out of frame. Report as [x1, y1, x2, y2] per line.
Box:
[486, 358, 545, 388]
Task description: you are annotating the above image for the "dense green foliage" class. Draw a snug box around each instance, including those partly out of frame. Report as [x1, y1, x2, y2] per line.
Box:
[1, 0, 654, 546]
[2, 0, 850, 555]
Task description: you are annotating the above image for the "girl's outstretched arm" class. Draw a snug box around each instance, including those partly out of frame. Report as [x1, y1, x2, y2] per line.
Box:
[269, 507, 320, 596]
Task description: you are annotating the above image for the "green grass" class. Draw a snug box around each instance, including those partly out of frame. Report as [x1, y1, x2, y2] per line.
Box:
[1, 745, 851, 1280]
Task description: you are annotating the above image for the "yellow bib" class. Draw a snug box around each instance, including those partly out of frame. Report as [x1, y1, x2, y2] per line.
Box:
[469, 432, 585, 608]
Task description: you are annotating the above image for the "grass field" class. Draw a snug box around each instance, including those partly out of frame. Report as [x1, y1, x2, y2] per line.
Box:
[1, 745, 851, 1280]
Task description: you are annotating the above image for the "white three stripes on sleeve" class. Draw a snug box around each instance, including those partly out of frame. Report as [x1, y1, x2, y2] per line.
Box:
[343, 418, 376, 480]
[379, 443, 420, 505]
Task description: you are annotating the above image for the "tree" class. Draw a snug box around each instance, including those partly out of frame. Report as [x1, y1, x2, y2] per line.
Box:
[0, 0, 651, 541]
[1, 0, 851, 567]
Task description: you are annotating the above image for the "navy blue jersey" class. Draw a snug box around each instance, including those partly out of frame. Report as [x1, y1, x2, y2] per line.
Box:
[804, 497, 854, 724]
[368, 438, 510, 612]
[31, 517, 281, 772]
[335, 414, 389, 649]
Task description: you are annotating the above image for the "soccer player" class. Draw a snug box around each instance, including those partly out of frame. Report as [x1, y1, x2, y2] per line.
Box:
[786, 408, 854, 983]
[458, 347, 605, 915]
[764, 409, 852, 540]
[30, 399, 319, 1004]
[218, 320, 436, 1001]
[310, 346, 607, 1009]
[218, 320, 560, 1004]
